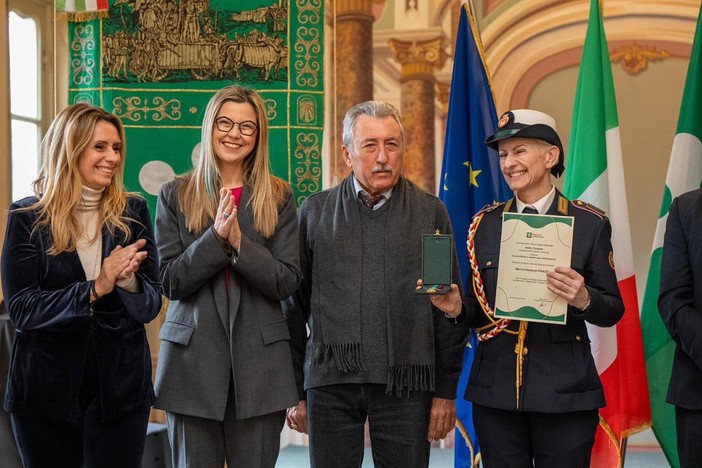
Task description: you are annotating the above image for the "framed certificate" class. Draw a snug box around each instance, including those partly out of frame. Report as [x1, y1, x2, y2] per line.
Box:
[494, 213, 574, 324]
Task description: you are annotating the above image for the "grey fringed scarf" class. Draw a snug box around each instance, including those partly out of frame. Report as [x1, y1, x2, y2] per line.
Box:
[311, 175, 436, 396]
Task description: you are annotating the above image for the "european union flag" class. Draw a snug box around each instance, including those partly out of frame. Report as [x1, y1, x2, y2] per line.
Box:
[439, 5, 510, 467]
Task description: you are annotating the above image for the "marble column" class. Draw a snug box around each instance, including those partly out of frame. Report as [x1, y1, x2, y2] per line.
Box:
[331, 0, 378, 185]
[389, 36, 448, 193]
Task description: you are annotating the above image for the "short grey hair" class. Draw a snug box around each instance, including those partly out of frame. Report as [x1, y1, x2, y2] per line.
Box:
[341, 100, 405, 151]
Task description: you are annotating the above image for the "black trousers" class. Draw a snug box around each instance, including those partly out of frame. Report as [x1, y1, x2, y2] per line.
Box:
[11, 405, 150, 468]
[675, 406, 702, 468]
[473, 403, 599, 468]
[9, 343, 150, 468]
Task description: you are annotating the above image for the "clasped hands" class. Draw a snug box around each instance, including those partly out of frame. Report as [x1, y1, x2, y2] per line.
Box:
[213, 187, 242, 253]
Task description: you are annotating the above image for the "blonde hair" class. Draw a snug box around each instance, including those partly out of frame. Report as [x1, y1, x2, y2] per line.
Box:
[178, 85, 286, 237]
[26, 103, 134, 255]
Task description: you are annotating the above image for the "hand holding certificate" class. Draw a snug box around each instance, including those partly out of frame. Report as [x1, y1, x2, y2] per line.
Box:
[494, 213, 574, 324]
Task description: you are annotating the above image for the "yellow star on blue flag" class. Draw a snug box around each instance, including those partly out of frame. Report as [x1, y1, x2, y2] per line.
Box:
[464, 161, 482, 187]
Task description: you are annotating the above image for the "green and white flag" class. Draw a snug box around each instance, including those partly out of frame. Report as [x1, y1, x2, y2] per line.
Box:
[641, 5, 702, 468]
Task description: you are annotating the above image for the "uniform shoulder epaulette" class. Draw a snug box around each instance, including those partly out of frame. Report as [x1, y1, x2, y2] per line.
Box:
[571, 199, 606, 219]
[474, 201, 505, 217]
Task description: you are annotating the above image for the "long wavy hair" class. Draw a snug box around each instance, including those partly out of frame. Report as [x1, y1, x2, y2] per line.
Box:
[26, 103, 134, 255]
[178, 85, 286, 237]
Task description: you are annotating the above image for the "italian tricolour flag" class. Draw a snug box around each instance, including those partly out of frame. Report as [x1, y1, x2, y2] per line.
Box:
[563, 1, 652, 466]
[641, 4, 702, 468]
[56, 0, 108, 21]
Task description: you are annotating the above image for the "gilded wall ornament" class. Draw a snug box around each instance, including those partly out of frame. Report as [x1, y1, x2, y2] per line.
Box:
[611, 43, 670, 75]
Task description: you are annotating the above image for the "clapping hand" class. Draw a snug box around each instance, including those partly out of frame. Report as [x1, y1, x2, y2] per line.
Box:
[94, 239, 148, 296]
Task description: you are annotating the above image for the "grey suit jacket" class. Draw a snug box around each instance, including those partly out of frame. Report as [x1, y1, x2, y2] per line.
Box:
[153, 178, 301, 420]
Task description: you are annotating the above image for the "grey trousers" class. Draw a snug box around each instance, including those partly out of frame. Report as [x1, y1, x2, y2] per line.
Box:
[166, 388, 285, 468]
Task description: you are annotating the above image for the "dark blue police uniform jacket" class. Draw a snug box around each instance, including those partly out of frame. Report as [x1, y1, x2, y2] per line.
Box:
[1, 196, 162, 422]
[465, 190, 624, 413]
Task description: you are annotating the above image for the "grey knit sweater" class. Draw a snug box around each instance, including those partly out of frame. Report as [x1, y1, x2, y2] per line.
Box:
[284, 175, 469, 399]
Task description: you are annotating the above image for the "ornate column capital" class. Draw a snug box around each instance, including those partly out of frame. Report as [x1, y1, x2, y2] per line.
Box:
[388, 36, 449, 81]
[336, 0, 383, 20]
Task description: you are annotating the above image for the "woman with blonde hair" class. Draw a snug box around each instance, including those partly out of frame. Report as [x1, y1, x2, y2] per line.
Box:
[1, 103, 162, 467]
[153, 85, 301, 467]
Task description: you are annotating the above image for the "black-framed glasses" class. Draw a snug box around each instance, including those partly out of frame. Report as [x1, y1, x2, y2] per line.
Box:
[215, 117, 258, 136]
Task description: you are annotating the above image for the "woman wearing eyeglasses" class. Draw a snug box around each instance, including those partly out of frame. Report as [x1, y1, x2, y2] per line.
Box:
[153, 85, 302, 467]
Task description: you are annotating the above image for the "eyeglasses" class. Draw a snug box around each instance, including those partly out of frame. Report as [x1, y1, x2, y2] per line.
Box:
[215, 117, 258, 136]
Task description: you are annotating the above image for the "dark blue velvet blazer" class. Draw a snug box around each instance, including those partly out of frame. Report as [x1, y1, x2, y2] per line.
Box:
[1, 196, 162, 422]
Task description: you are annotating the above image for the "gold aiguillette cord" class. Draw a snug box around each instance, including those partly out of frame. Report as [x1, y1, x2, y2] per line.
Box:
[514, 321, 528, 409]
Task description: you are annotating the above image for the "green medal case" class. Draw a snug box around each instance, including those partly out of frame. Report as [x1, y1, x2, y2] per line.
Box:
[416, 233, 452, 295]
